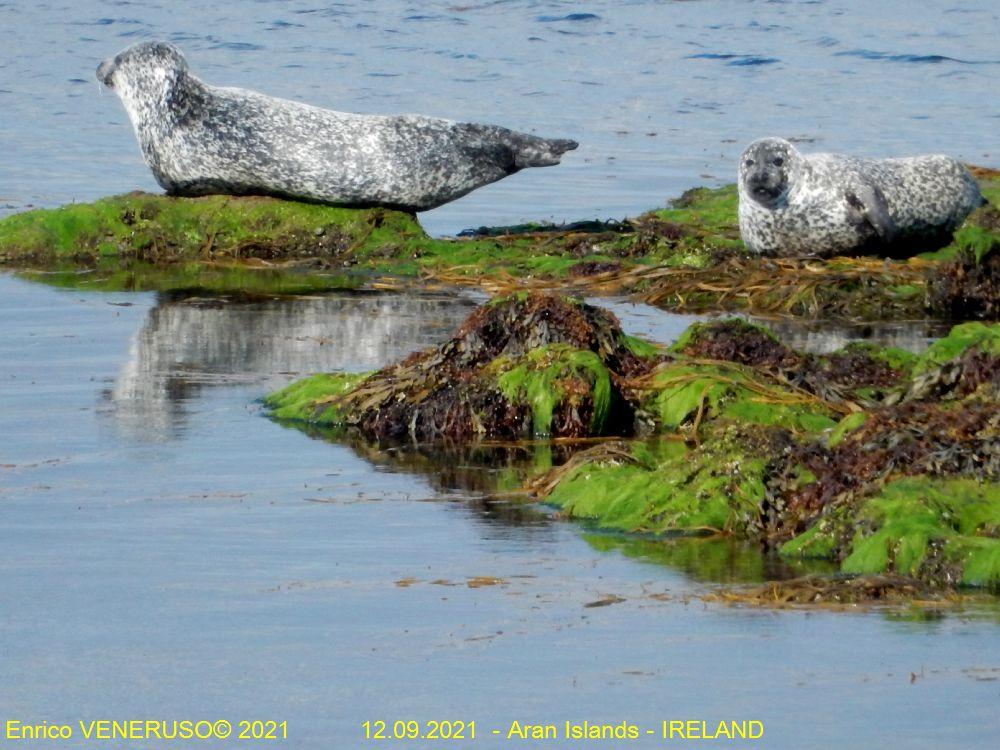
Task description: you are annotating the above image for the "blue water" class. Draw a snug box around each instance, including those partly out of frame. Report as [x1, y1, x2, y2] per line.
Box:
[2, 1, 999, 235]
[3, 3, 1000, 747]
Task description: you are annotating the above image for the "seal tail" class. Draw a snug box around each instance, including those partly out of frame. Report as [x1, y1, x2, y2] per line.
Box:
[510, 135, 579, 168]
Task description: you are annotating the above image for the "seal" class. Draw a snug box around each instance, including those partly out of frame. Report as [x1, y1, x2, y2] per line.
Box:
[96, 42, 578, 211]
[737, 137, 985, 257]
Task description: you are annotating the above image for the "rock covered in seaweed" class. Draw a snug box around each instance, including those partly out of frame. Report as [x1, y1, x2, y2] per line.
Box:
[533, 318, 1000, 587]
[927, 205, 1000, 320]
[267, 296, 999, 587]
[266, 292, 661, 441]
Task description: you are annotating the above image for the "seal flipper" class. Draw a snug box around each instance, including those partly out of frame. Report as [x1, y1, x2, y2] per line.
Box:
[845, 184, 896, 243]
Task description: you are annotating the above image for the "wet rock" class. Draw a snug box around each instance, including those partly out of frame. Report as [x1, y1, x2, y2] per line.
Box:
[927, 207, 1000, 320]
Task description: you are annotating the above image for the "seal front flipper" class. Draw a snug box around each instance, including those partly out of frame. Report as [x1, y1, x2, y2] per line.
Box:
[845, 184, 897, 244]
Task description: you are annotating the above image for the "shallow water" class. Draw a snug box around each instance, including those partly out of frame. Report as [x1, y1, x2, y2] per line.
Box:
[2, 1, 999, 235]
[2, 273, 999, 749]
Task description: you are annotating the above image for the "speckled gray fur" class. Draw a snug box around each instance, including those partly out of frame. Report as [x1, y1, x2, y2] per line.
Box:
[737, 137, 984, 258]
[97, 42, 578, 211]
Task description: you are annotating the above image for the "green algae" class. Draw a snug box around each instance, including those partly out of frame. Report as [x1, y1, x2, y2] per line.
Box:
[4, 176, 996, 323]
[915, 321, 1000, 372]
[782, 478, 1000, 587]
[494, 345, 612, 436]
[546, 433, 768, 535]
[840, 342, 918, 375]
[264, 296, 999, 590]
[263, 293, 657, 441]
[668, 317, 778, 354]
[265, 372, 370, 426]
[651, 184, 742, 254]
[828, 412, 867, 447]
[0, 190, 713, 293]
[0, 192, 421, 262]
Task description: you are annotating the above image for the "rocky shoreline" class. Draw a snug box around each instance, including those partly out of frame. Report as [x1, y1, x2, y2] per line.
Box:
[2, 169, 997, 320]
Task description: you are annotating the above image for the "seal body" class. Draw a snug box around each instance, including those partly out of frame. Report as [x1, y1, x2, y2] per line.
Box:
[737, 137, 984, 257]
[97, 42, 578, 211]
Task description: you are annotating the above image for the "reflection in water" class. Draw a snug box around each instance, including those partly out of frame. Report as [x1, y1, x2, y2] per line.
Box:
[602, 298, 946, 356]
[751, 317, 950, 354]
[583, 533, 837, 585]
[299, 426, 572, 519]
[105, 291, 479, 440]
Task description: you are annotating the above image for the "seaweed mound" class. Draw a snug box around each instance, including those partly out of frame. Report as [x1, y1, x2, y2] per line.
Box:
[534, 319, 1000, 587]
[266, 293, 661, 441]
[0, 192, 422, 264]
[266, 295, 999, 588]
[927, 206, 1000, 320]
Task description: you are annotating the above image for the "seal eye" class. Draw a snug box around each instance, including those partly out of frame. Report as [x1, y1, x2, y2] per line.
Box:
[745, 158, 754, 167]
[772, 157, 784, 167]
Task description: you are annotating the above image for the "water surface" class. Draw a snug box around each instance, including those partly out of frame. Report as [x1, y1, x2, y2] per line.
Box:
[2, 274, 998, 749]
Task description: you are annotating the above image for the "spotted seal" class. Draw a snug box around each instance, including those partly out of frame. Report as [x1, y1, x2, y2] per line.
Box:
[96, 42, 578, 211]
[737, 137, 984, 257]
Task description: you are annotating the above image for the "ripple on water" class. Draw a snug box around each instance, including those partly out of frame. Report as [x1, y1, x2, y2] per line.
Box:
[834, 49, 1000, 65]
[686, 52, 781, 66]
[537, 13, 601, 23]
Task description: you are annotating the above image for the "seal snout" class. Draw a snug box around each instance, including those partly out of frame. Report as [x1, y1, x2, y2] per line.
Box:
[745, 167, 784, 204]
[96, 57, 116, 87]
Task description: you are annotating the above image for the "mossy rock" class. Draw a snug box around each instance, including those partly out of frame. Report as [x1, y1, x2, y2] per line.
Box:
[267, 302, 999, 587]
[265, 292, 660, 441]
[525, 317, 1000, 587]
[0, 192, 422, 263]
[781, 477, 1000, 587]
[0, 189, 721, 292]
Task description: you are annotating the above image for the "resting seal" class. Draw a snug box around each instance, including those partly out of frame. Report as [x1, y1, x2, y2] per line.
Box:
[737, 137, 984, 257]
[97, 42, 578, 211]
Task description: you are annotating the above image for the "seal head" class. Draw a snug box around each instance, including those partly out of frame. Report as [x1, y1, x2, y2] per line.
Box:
[97, 42, 204, 126]
[739, 137, 800, 208]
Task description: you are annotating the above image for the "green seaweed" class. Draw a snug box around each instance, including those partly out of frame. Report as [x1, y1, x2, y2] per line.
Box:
[783, 478, 1000, 586]
[828, 412, 867, 447]
[5, 171, 998, 326]
[645, 361, 834, 433]
[265, 306, 999, 590]
[0, 192, 419, 261]
[916, 321, 1000, 371]
[840, 341, 919, 375]
[547, 433, 767, 535]
[264, 372, 370, 425]
[495, 345, 613, 436]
